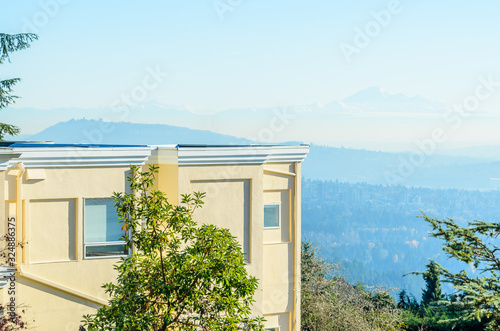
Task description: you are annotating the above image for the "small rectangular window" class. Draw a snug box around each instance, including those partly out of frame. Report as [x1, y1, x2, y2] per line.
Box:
[264, 203, 280, 228]
[84, 198, 128, 258]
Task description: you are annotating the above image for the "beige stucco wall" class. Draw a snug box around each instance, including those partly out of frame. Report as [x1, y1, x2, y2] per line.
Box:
[176, 164, 265, 318]
[154, 164, 179, 205]
[2, 166, 131, 330]
[175, 162, 301, 330]
[262, 162, 301, 330]
[0, 159, 302, 330]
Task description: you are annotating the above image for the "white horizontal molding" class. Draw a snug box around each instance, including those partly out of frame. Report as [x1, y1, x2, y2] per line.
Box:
[7, 146, 152, 168]
[176, 145, 309, 165]
[0, 152, 20, 171]
[1, 144, 309, 168]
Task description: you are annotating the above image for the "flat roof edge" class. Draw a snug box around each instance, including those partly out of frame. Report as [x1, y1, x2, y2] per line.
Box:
[2, 143, 309, 168]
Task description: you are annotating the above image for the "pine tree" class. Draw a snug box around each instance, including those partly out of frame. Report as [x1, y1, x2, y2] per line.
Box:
[421, 214, 500, 328]
[397, 289, 419, 313]
[0, 33, 38, 140]
[421, 261, 443, 307]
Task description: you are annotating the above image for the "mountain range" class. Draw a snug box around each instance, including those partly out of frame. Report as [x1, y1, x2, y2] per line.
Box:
[7, 87, 500, 302]
[17, 118, 500, 190]
[14, 115, 500, 299]
[5, 87, 459, 151]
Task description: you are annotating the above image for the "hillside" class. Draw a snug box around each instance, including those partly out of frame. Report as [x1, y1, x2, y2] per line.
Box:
[302, 179, 500, 297]
[23, 119, 500, 190]
[29, 119, 252, 145]
[301, 145, 500, 190]
[20, 119, 500, 298]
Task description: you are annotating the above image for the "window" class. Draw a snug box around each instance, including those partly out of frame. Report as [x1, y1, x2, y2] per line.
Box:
[84, 198, 128, 258]
[264, 203, 280, 228]
[264, 328, 280, 331]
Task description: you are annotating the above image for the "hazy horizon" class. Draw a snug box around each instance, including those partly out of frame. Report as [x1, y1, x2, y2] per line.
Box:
[3, 1, 500, 152]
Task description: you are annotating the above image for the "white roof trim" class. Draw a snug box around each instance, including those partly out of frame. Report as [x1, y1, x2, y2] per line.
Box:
[1, 145, 309, 168]
[0, 150, 20, 171]
[176, 145, 309, 165]
[6, 146, 152, 168]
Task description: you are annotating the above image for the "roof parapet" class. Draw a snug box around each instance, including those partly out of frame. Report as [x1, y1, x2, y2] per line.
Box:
[2, 143, 309, 168]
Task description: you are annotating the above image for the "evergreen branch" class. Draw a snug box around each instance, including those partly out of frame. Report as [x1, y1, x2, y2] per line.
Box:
[0, 78, 21, 109]
[0, 33, 38, 64]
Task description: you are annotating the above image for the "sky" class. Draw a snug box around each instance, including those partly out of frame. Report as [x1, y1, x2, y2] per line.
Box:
[2, 1, 500, 150]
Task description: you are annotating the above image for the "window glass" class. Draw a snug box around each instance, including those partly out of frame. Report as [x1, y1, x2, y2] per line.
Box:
[85, 244, 127, 257]
[264, 204, 280, 228]
[84, 198, 127, 258]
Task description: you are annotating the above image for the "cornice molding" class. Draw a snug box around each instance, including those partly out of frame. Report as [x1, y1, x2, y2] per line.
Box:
[6, 146, 152, 168]
[175, 145, 310, 165]
[1, 144, 310, 168]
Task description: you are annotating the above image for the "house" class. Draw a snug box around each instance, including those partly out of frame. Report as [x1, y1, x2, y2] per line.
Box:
[0, 142, 309, 330]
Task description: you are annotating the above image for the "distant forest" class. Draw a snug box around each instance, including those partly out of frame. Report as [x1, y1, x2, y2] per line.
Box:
[301, 179, 500, 298]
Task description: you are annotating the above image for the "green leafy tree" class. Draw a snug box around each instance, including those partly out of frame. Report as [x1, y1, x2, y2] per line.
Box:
[83, 165, 264, 331]
[0, 33, 38, 140]
[421, 215, 500, 329]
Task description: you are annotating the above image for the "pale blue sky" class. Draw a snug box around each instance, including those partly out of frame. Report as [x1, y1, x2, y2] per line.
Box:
[3, 0, 500, 112]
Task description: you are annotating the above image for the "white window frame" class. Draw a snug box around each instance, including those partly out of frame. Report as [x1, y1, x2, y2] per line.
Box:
[83, 197, 130, 260]
[264, 203, 281, 229]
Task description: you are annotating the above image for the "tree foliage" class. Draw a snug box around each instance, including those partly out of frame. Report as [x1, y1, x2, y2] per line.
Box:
[83, 165, 264, 331]
[421, 215, 500, 329]
[0, 236, 31, 330]
[400, 215, 500, 330]
[0, 33, 38, 140]
[421, 261, 443, 308]
[301, 241, 403, 331]
[0, 304, 28, 331]
[301, 241, 339, 330]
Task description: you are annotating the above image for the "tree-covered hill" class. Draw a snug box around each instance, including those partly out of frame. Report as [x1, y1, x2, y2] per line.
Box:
[301, 179, 500, 297]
